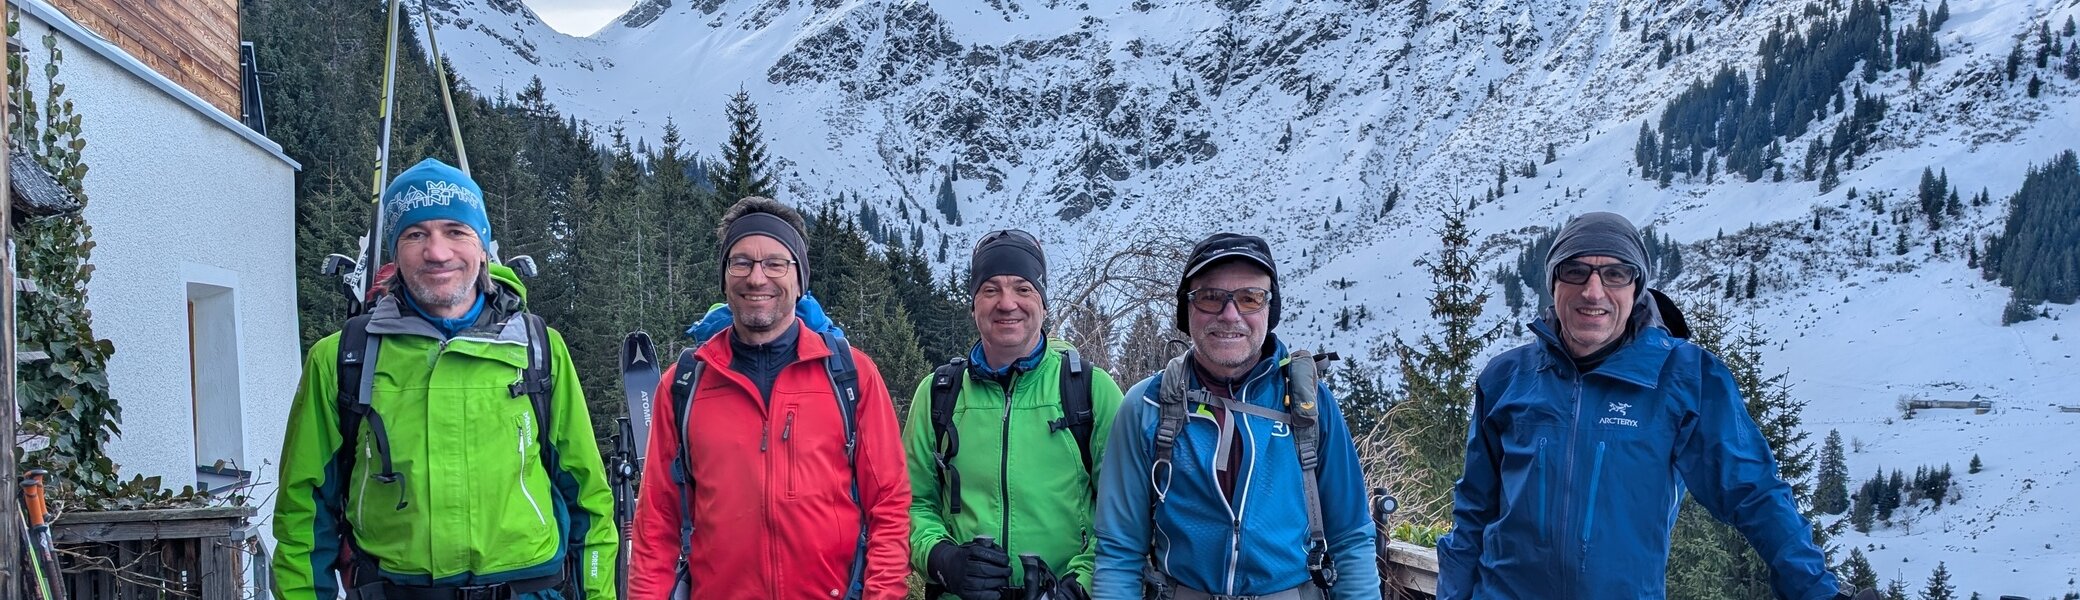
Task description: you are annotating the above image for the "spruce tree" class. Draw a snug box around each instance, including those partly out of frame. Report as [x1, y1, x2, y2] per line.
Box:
[1850, 480, 1876, 532]
[1388, 199, 1503, 523]
[718, 89, 778, 202]
[1919, 562, 1955, 600]
[1969, 454, 1982, 473]
[1840, 548, 1879, 593]
[1821, 153, 1841, 194]
[1816, 430, 1851, 514]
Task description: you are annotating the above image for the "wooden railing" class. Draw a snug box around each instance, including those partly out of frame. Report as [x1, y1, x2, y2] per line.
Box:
[1382, 540, 1439, 599]
[49, 506, 255, 599]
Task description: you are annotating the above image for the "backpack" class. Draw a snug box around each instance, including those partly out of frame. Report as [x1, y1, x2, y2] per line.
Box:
[663, 329, 869, 600]
[1144, 349, 1340, 593]
[925, 347, 1096, 514]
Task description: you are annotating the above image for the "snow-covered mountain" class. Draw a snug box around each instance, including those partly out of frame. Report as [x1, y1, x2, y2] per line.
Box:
[432, 0, 2080, 593]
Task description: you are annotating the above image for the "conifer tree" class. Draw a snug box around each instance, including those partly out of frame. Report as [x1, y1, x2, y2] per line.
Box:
[1840, 548, 1880, 592]
[718, 89, 778, 202]
[1816, 429, 1851, 514]
[1387, 199, 1503, 523]
[1919, 562, 1955, 600]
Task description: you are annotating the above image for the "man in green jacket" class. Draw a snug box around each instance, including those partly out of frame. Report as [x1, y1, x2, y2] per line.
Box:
[273, 158, 617, 600]
[904, 229, 1125, 600]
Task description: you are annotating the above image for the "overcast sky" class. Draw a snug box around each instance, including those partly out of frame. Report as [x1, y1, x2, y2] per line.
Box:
[522, 0, 636, 36]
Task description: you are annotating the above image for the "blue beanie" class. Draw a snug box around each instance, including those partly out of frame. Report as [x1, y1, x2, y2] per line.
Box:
[383, 158, 490, 255]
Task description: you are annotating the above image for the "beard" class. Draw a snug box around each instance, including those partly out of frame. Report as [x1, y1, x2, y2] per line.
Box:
[405, 263, 479, 314]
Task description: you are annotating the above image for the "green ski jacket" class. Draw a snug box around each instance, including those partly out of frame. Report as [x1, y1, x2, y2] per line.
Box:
[272, 269, 616, 599]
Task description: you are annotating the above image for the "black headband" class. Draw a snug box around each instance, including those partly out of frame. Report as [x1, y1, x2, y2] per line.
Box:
[721, 211, 810, 291]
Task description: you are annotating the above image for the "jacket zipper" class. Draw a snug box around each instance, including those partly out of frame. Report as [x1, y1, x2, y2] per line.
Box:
[1535, 436, 1549, 541]
[999, 374, 1016, 554]
[762, 399, 778, 600]
[358, 439, 374, 523]
[1581, 440, 1607, 564]
[1561, 376, 1584, 592]
[783, 411, 797, 499]
[517, 423, 546, 524]
[1214, 372, 1264, 591]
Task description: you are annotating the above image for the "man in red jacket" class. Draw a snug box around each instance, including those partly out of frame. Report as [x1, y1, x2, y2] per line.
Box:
[629, 196, 911, 599]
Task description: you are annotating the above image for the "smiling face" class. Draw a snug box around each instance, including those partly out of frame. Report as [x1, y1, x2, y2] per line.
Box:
[724, 235, 801, 345]
[971, 274, 1046, 368]
[395, 219, 484, 319]
[1552, 255, 1637, 358]
[1186, 261, 1273, 380]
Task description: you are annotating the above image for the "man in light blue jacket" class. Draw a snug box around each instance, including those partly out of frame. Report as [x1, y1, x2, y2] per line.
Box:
[1437, 212, 1850, 600]
[1092, 233, 1378, 600]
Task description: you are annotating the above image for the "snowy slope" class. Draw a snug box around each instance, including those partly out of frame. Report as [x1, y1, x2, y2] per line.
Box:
[448, 0, 2080, 594]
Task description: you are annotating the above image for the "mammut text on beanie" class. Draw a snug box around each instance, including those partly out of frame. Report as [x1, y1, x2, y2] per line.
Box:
[383, 158, 489, 256]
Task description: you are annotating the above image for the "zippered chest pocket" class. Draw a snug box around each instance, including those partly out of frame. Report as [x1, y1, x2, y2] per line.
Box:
[782, 405, 800, 501]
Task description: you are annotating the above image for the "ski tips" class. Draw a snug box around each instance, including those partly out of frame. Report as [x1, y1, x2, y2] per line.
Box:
[622, 331, 656, 365]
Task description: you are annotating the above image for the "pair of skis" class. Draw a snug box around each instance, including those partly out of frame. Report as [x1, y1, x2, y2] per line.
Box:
[612, 332, 662, 599]
[320, 0, 502, 315]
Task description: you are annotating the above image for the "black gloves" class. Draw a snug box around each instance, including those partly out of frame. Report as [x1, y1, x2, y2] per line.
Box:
[1018, 554, 1089, 600]
[1051, 574, 1091, 600]
[928, 538, 1010, 600]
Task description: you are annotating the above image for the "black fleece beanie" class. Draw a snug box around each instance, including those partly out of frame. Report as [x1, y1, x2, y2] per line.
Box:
[969, 230, 1048, 302]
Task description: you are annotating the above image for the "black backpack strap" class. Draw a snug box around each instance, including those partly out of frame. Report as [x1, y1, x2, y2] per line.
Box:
[817, 331, 869, 600]
[1050, 348, 1096, 476]
[1284, 349, 1335, 590]
[928, 358, 967, 514]
[335, 315, 408, 511]
[666, 347, 705, 579]
[514, 314, 556, 466]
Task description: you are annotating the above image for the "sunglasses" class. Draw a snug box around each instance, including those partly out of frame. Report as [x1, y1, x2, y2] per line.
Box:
[1187, 287, 1274, 315]
[1554, 261, 1640, 288]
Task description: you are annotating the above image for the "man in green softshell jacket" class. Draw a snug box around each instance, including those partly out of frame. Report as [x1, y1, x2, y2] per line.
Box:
[904, 229, 1125, 599]
[272, 158, 617, 600]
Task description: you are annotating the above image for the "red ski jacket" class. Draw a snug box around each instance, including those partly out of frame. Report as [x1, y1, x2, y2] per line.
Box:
[629, 323, 911, 599]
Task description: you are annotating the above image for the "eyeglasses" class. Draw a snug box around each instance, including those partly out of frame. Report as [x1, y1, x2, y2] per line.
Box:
[726, 257, 798, 278]
[1187, 287, 1273, 315]
[1554, 261, 1640, 288]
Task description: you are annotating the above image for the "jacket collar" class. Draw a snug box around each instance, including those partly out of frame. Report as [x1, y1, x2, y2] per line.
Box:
[695, 318, 832, 369]
[1530, 318, 1674, 389]
[967, 338, 1048, 380]
[363, 280, 536, 368]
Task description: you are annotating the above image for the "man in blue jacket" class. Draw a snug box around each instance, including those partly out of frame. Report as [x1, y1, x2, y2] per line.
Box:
[1093, 233, 1379, 600]
[1437, 212, 1849, 600]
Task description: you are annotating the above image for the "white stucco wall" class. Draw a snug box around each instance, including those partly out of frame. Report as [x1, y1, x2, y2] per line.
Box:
[16, 1, 301, 533]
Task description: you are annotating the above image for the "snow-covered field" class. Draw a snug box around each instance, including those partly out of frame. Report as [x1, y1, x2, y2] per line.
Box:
[452, 0, 2080, 593]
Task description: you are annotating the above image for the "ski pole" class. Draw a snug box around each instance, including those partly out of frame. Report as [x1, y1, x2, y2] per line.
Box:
[1370, 487, 1399, 597]
[21, 469, 58, 600]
